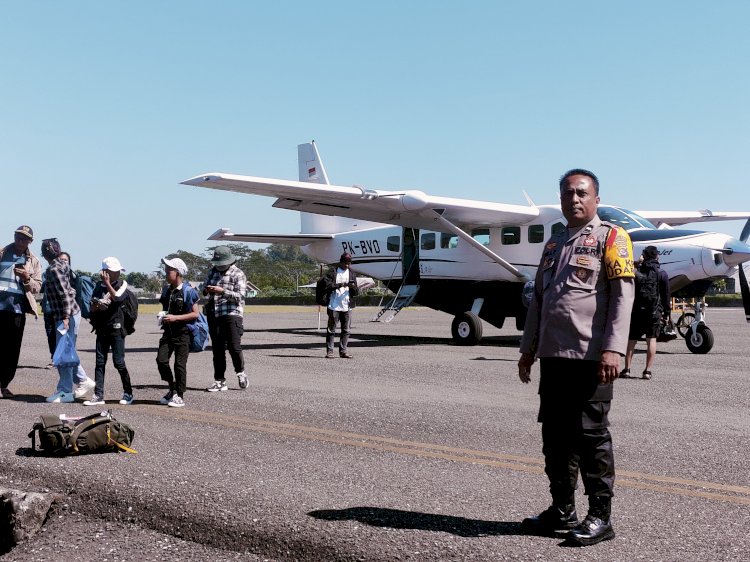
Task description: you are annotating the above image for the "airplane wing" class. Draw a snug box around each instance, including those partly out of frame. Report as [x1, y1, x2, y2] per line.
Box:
[207, 228, 333, 245]
[182, 173, 540, 230]
[635, 210, 750, 227]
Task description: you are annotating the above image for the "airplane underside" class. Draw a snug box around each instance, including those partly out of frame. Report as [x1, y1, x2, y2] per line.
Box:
[384, 279, 527, 344]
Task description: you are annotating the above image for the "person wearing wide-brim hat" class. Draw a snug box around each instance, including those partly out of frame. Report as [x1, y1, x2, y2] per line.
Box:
[202, 245, 249, 392]
[0, 225, 43, 398]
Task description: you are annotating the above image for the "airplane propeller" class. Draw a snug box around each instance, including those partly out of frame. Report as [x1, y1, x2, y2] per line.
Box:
[739, 218, 750, 323]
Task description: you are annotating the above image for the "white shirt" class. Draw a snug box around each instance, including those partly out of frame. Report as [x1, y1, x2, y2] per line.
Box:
[328, 268, 351, 312]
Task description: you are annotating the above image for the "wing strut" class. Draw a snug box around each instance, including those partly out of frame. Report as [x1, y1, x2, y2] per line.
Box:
[430, 210, 530, 281]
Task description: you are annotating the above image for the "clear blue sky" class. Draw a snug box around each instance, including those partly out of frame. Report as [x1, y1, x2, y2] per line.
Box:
[2, 1, 748, 274]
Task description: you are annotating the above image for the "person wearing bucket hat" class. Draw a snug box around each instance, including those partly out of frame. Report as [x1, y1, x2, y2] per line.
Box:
[202, 245, 249, 392]
[0, 225, 43, 398]
[321, 252, 359, 359]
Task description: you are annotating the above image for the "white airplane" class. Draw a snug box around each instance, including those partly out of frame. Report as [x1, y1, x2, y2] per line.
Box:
[182, 142, 750, 353]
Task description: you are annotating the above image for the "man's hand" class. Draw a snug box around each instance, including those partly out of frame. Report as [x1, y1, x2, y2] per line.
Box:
[599, 350, 621, 383]
[518, 352, 535, 384]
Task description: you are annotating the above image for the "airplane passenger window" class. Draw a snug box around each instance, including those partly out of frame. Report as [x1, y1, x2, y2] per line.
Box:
[387, 236, 400, 252]
[551, 222, 566, 236]
[471, 228, 490, 246]
[421, 233, 436, 250]
[501, 226, 521, 245]
[440, 233, 458, 249]
[528, 225, 545, 243]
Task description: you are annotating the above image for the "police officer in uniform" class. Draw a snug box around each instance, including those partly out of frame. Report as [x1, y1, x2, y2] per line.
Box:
[518, 169, 635, 546]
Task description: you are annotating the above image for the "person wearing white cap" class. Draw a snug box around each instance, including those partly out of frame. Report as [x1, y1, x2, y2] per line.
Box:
[156, 257, 199, 407]
[0, 225, 43, 398]
[84, 256, 135, 406]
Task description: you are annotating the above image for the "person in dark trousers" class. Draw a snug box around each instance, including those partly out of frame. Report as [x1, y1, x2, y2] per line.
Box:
[156, 257, 199, 408]
[621, 245, 671, 380]
[518, 169, 635, 546]
[202, 246, 248, 392]
[84, 256, 134, 406]
[323, 252, 359, 359]
[0, 225, 42, 398]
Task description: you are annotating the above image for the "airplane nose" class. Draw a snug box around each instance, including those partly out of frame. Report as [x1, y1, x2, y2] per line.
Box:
[722, 239, 750, 267]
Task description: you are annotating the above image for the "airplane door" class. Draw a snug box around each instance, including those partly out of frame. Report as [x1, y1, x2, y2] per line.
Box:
[402, 227, 420, 284]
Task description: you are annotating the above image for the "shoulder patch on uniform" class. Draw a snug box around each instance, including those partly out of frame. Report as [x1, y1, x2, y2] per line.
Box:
[604, 226, 635, 279]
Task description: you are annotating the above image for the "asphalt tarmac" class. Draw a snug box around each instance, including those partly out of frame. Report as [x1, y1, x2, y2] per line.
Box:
[1, 306, 748, 561]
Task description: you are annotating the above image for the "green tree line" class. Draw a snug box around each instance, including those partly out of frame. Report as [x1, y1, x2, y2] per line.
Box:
[76, 244, 323, 296]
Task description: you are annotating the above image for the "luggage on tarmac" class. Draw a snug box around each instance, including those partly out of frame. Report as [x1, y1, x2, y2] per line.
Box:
[28, 411, 137, 456]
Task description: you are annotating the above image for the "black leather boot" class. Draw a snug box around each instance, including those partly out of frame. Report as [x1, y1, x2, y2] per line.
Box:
[521, 502, 578, 535]
[567, 496, 615, 546]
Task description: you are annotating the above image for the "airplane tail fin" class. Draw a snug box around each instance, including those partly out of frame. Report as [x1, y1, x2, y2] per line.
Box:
[296, 141, 384, 234]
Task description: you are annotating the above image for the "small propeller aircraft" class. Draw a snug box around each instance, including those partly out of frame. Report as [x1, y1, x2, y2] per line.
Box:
[182, 142, 750, 353]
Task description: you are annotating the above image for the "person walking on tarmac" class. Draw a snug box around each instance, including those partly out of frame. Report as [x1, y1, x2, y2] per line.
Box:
[621, 245, 671, 380]
[518, 169, 635, 546]
[323, 252, 359, 359]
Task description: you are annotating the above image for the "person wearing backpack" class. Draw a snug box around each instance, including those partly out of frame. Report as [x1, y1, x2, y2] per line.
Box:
[41, 238, 95, 403]
[621, 246, 670, 380]
[0, 225, 42, 399]
[322, 252, 359, 359]
[84, 257, 135, 406]
[202, 246, 248, 392]
[156, 257, 199, 408]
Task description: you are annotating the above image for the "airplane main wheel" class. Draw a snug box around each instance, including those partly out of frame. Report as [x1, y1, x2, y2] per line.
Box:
[675, 313, 695, 338]
[451, 312, 483, 345]
[685, 325, 714, 354]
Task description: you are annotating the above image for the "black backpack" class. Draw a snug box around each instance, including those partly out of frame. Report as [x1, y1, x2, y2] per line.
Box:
[122, 288, 139, 335]
[315, 276, 330, 307]
[635, 267, 661, 317]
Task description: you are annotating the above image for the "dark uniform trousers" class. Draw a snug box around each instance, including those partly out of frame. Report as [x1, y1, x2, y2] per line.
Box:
[156, 326, 190, 397]
[0, 311, 26, 388]
[538, 357, 615, 504]
[207, 313, 245, 381]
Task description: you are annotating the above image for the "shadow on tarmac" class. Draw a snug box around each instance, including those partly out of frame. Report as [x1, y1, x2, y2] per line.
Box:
[308, 507, 523, 538]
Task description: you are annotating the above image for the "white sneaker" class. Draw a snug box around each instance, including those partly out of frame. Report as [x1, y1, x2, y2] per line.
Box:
[119, 393, 134, 405]
[73, 377, 96, 399]
[237, 372, 248, 389]
[83, 395, 105, 406]
[46, 391, 74, 403]
[206, 381, 228, 392]
[167, 395, 185, 408]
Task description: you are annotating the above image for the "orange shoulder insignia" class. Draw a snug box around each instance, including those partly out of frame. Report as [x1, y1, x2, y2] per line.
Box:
[604, 226, 635, 279]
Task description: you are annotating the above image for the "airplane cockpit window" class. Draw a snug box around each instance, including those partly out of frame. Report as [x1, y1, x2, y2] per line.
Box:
[420, 232, 436, 250]
[501, 226, 521, 245]
[597, 207, 658, 231]
[551, 222, 566, 236]
[471, 228, 490, 246]
[440, 233, 458, 249]
[387, 236, 400, 252]
[528, 225, 545, 243]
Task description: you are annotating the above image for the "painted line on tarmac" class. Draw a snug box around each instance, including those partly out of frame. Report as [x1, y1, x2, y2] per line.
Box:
[18, 383, 748, 506]
[132, 403, 750, 507]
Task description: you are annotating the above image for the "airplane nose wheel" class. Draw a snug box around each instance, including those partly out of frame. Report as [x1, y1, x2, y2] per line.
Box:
[451, 311, 483, 345]
[685, 324, 714, 354]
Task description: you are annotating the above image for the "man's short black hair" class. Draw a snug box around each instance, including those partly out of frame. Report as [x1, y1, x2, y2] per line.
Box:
[559, 169, 600, 195]
[41, 238, 61, 261]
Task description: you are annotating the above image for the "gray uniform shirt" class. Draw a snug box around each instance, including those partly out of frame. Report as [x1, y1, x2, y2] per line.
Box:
[520, 216, 635, 360]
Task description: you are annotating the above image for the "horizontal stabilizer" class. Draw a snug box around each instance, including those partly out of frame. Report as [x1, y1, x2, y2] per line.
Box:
[207, 228, 333, 245]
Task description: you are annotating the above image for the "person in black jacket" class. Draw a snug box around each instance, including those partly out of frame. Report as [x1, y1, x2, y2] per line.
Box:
[621, 245, 670, 380]
[84, 257, 134, 406]
[323, 252, 359, 359]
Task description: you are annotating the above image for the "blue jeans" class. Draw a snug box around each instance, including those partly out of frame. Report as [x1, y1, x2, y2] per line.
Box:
[55, 314, 81, 394]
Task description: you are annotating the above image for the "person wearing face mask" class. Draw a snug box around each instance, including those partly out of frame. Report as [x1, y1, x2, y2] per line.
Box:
[0, 225, 42, 398]
[202, 246, 248, 392]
